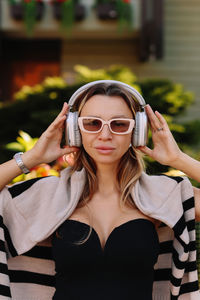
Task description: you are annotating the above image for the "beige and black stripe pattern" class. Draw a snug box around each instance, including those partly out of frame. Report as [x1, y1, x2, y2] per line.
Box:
[0, 174, 199, 299]
[0, 215, 12, 300]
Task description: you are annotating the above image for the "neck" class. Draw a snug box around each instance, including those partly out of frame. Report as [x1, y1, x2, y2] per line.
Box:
[96, 163, 119, 196]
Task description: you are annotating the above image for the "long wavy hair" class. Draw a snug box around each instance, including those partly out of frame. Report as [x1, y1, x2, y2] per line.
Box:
[65, 83, 145, 244]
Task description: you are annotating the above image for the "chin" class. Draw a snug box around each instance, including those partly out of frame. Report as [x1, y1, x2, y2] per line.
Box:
[91, 154, 121, 166]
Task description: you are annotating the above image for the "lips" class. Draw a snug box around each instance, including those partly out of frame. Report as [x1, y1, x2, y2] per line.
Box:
[94, 146, 116, 155]
[95, 146, 115, 150]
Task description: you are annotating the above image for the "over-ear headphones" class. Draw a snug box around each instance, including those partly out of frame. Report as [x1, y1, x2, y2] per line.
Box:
[65, 80, 148, 147]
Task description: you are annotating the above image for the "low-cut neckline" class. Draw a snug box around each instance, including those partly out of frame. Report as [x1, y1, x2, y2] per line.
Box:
[67, 218, 155, 252]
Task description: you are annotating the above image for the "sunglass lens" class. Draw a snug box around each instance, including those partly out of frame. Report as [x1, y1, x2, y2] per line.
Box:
[82, 118, 102, 132]
[111, 120, 130, 133]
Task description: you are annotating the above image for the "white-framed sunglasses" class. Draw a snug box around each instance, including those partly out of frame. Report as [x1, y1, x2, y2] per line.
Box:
[78, 117, 135, 135]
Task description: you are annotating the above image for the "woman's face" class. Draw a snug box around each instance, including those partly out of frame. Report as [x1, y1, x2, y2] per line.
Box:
[79, 94, 134, 168]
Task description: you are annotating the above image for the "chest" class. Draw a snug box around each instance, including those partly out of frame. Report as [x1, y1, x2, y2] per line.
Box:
[68, 197, 160, 250]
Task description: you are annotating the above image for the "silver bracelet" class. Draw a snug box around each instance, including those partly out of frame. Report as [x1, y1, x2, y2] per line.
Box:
[13, 152, 30, 174]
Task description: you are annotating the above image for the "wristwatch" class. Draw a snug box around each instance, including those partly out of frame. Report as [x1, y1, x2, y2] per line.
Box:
[13, 152, 30, 174]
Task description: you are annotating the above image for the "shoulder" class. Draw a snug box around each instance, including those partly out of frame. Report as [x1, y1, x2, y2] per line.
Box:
[7, 175, 58, 199]
[139, 172, 193, 203]
[139, 172, 192, 191]
[141, 171, 186, 183]
[137, 172, 190, 195]
[132, 172, 193, 226]
[5, 167, 84, 205]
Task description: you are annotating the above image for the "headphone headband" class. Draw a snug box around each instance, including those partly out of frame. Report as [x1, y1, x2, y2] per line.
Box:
[66, 80, 148, 147]
[68, 80, 146, 108]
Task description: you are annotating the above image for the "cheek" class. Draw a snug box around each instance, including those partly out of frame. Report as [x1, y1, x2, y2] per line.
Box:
[125, 138, 132, 150]
[80, 133, 93, 150]
[121, 133, 132, 145]
[116, 134, 132, 152]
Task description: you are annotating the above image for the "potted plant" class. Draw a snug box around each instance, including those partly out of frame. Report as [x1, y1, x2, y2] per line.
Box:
[52, 0, 86, 33]
[96, 0, 118, 20]
[9, 0, 45, 36]
[96, 0, 133, 32]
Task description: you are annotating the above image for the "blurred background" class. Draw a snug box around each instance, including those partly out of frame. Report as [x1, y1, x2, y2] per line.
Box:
[0, 0, 200, 183]
[0, 0, 200, 284]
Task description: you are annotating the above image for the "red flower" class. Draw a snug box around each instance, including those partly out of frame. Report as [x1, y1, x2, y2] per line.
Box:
[123, 0, 130, 3]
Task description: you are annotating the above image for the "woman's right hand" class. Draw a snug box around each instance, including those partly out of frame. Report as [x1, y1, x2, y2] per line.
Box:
[27, 102, 79, 166]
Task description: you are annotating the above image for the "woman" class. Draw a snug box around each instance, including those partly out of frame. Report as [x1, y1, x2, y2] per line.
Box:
[0, 80, 200, 299]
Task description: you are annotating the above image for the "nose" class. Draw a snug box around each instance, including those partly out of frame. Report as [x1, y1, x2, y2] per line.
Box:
[98, 124, 112, 140]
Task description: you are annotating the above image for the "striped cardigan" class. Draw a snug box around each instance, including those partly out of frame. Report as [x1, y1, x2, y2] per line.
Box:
[0, 168, 199, 300]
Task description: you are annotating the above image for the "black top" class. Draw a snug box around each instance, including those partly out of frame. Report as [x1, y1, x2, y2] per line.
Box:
[52, 218, 160, 300]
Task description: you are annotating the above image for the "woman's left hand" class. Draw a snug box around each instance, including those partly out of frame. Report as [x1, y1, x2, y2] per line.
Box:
[138, 106, 200, 221]
[137, 105, 182, 167]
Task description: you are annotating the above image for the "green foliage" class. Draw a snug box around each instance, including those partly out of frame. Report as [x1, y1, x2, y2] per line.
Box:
[61, 0, 74, 34]
[0, 78, 83, 163]
[23, 0, 37, 37]
[14, 77, 68, 101]
[0, 64, 199, 186]
[95, 0, 114, 3]
[9, 0, 39, 36]
[5, 130, 38, 152]
[74, 64, 141, 93]
[95, 0, 133, 32]
[175, 120, 200, 146]
[116, 0, 133, 32]
[139, 79, 194, 116]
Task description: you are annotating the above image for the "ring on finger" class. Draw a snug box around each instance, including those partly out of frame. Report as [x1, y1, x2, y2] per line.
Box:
[157, 127, 163, 131]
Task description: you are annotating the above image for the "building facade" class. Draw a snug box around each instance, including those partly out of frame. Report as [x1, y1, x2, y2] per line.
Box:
[0, 0, 200, 121]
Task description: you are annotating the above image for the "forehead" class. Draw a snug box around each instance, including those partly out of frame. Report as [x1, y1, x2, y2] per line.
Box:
[80, 95, 133, 118]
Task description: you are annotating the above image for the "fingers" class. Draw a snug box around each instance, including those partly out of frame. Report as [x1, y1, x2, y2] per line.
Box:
[137, 146, 153, 156]
[59, 102, 69, 117]
[154, 110, 168, 128]
[61, 146, 79, 156]
[145, 105, 167, 132]
[53, 102, 69, 124]
[48, 102, 69, 132]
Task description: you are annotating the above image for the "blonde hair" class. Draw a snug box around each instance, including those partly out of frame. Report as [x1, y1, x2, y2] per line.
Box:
[68, 83, 145, 245]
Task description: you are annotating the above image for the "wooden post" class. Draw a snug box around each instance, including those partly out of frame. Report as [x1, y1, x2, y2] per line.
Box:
[139, 0, 164, 61]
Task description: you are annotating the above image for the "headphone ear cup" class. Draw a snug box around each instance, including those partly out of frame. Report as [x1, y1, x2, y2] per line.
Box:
[132, 111, 148, 147]
[65, 112, 82, 147]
